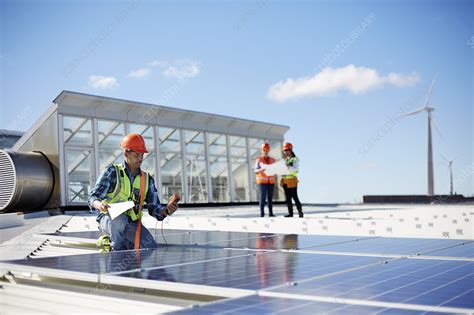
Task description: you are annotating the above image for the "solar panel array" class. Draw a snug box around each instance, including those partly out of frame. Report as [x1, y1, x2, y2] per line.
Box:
[2, 230, 473, 314]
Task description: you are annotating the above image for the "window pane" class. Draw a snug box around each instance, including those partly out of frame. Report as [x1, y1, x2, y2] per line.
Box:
[63, 116, 91, 146]
[185, 155, 208, 203]
[159, 127, 180, 152]
[230, 136, 249, 202]
[98, 120, 125, 170]
[209, 133, 229, 202]
[98, 120, 125, 148]
[248, 138, 263, 161]
[184, 130, 207, 202]
[66, 149, 93, 203]
[184, 130, 205, 155]
[230, 136, 246, 156]
[159, 127, 182, 199]
[99, 149, 123, 170]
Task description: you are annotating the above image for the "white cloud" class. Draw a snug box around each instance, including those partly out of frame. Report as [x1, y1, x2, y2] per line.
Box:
[128, 68, 150, 78]
[129, 59, 201, 81]
[88, 75, 118, 89]
[163, 59, 200, 79]
[148, 60, 169, 67]
[386, 72, 420, 87]
[267, 65, 420, 102]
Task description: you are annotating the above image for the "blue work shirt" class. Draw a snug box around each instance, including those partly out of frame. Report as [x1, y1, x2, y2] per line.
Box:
[88, 161, 166, 222]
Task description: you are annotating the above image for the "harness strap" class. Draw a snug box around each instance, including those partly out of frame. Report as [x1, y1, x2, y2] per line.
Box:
[134, 171, 146, 250]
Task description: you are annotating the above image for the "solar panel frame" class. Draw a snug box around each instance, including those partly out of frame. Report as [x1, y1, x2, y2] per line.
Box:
[418, 241, 474, 258]
[117, 251, 386, 290]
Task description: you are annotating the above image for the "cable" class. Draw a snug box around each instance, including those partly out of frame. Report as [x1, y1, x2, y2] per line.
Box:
[161, 219, 167, 245]
[155, 214, 168, 246]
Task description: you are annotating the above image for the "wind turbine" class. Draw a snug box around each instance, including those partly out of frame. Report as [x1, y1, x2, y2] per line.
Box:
[401, 76, 442, 196]
[440, 154, 455, 196]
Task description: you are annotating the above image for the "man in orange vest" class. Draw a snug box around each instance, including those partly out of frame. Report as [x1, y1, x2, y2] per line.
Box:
[254, 142, 276, 217]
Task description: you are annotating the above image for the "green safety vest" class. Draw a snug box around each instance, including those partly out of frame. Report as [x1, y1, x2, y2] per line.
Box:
[105, 163, 149, 221]
[283, 156, 299, 179]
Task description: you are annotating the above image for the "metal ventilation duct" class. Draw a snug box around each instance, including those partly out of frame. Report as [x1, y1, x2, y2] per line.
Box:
[0, 150, 54, 212]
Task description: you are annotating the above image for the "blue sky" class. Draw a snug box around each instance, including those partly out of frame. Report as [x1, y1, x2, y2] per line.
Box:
[1, 0, 472, 203]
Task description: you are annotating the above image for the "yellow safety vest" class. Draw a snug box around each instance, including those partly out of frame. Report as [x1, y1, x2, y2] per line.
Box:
[281, 156, 299, 188]
[106, 163, 149, 221]
[282, 156, 299, 179]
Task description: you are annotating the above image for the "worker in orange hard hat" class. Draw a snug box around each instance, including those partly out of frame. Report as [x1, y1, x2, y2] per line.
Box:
[281, 142, 304, 218]
[254, 142, 276, 217]
[88, 133, 179, 251]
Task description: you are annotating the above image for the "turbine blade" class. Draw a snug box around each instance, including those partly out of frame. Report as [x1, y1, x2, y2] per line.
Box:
[424, 76, 437, 107]
[439, 154, 449, 162]
[401, 106, 426, 117]
[429, 112, 443, 140]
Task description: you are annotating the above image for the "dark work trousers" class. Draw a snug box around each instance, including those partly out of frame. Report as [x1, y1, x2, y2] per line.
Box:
[258, 183, 274, 217]
[283, 186, 303, 217]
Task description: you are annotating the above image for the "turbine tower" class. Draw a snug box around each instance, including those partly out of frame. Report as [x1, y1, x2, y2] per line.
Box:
[402, 77, 440, 196]
[440, 154, 455, 196]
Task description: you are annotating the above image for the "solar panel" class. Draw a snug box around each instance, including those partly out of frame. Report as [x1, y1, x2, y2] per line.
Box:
[168, 295, 424, 314]
[117, 252, 384, 290]
[192, 234, 368, 251]
[162, 231, 276, 248]
[3, 229, 472, 314]
[301, 237, 467, 256]
[268, 258, 474, 310]
[4, 246, 251, 275]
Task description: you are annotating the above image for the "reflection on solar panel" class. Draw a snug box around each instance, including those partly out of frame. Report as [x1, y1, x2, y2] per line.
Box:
[118, 252, 383, 289]
[42, 230, 368, 250]
[2, 233, 473, 313]
[168, 295, 424, 314]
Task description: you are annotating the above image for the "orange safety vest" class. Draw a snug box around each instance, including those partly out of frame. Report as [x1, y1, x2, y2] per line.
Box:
[255, 156, 276, 184]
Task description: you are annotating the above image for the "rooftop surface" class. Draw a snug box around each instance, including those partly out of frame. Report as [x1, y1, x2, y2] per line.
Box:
[0, 203, 473, 314]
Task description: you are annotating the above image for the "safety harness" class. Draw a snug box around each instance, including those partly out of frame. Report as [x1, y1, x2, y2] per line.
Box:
[134, 172, 146, 250]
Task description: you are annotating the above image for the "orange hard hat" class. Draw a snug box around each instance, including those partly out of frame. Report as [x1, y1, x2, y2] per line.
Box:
[261, 142, 270, 152]
[282, 142, 293, 151]
[120, 133, 148, 153]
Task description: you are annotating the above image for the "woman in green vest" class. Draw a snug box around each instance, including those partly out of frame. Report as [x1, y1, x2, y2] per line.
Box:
[281, 142, 304, 218]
